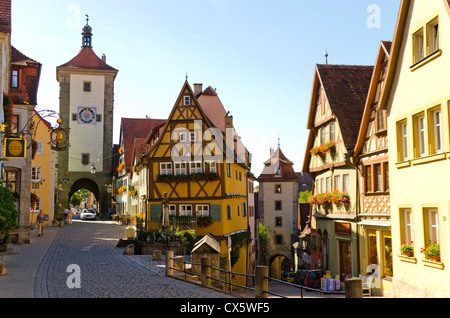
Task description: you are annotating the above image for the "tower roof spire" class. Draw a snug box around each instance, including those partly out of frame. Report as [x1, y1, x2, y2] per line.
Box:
[82, 14, 93, 48]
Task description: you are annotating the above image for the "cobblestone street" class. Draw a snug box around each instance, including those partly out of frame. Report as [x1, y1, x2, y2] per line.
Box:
[33, 220, 232, 298]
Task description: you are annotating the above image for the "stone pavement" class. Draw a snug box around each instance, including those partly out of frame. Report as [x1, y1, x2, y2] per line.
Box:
[0, 225, 59, 298]
[0, 220, 233, 298]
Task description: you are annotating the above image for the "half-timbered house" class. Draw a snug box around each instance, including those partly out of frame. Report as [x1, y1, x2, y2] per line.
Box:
[141, 81, 251, 282]
[353, 41, 392, 295]
[302, 64, 373, 279]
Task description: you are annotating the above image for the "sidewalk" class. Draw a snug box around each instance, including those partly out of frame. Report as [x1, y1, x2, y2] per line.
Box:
[0, 226, 59, 298]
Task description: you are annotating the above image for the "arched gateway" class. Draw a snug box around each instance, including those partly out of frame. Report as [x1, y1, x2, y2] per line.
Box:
[55, 18, 118, 217]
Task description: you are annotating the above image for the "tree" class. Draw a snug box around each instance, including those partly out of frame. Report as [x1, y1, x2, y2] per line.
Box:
[70, 189, 90, 207]
[0, 184, 19, 250]
[298, 190, 312, 203]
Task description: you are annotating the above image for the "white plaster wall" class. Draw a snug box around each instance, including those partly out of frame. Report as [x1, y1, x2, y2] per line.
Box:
[69, 74, 105, 172]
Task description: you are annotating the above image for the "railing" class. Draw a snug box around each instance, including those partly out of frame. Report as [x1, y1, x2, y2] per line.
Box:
[164, 251, 346, 298]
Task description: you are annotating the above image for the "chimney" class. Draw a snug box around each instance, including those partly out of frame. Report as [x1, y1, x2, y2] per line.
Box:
[102, 54, 106, 63]
[194, 83, 203, 96]
[225, 112, 233, 129]
[0, 0, 11, 33]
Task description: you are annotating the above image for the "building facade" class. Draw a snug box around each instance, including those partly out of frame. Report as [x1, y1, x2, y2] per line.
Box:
[303, 64, 373, 279]
[258, 147, 300, 278]
[380, 0, 450, 297]
[30, 110, 56, 226]
[141, 81, 251, 285]
[353, 41, 393, 296]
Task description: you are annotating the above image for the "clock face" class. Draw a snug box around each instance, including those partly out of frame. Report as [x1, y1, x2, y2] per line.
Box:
[78, 107, 96, 124]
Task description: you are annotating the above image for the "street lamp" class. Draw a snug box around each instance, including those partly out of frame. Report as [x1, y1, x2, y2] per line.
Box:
[90, 164, 96, 174]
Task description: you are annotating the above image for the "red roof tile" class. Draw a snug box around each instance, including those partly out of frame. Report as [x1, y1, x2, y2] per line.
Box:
[120, 118, 166, 172]
[9, 46, 41, 105]
[317, 64, 373, 150]
[58, 47, 117, 72]
[258, 147, 300, 182]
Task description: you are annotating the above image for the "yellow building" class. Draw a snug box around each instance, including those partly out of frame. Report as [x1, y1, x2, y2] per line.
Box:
[141, 81, 251, 285]
[30, 110, 56, 226]
[379, 0, 450, 297]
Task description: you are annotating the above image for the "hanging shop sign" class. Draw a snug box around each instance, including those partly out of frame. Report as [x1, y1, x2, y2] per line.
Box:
[3, 137, 26, 159]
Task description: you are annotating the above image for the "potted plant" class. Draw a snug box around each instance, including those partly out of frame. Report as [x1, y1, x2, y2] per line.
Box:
[126, 226, 136, 239]
[400, 241, 414, 257]
[420, 241, 440, 262]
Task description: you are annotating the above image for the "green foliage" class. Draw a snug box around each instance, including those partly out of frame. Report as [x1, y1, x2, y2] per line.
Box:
[258, 223, 270, 243]
[230, 229, 252, 267]
[298, 190, 312, 203]
[70, 189, 90, 207]
[0, 184, 19, 246]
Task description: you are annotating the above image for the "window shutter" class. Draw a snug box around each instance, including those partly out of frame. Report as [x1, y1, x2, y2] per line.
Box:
[150, 204, 162, 221]
[210, 205, 221, 222]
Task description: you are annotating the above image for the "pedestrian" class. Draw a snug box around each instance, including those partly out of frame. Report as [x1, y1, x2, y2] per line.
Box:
[35, 209, 48, 237]
[68, 207, 74, 224]
[64, 208, 69, 224]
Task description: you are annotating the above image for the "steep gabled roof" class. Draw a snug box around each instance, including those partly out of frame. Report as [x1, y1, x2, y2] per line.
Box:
[303, 64, 373, 171]
[354, 41, 391, 156]
[10, 46, 41, 105]
[316, 64, 373, 150]
[119, 118, 166, 172]
[258, 147, 300, 182]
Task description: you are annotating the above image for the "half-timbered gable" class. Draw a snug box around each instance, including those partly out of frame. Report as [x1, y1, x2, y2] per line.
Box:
[303, 63, 373, 279]
[142, 80, 250, 279]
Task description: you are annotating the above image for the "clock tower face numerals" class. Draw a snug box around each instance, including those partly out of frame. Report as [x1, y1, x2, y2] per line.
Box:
[78, 107, 96, 124]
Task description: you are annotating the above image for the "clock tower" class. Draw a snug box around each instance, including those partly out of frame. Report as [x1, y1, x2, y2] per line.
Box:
[56, 17, 118, 217]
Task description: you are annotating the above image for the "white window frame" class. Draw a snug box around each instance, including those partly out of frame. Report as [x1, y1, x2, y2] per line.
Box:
[196, 205, 209, 217]
[334, 175, 340, 191]
[433, 109, 443, 153]
[31, 196, 42, 212]
[343, 174, 349, 192]
[174, 162, 187, 176]
[190, 161, 202, 174]
[179, 131, 187, 142]
[168, 204, 177, 216]
[427, 209, 439, 244]
[160, 163, 172, 175]
[184, 96, 191, 106]
[204, 161, 217, 173]
[404, 209, 413, 245]
[417, 116, 426, 157]
[31, 166, 42, 182]
[401, 122, 409, 161]
[180, 205, 193, 216]
[329, 123, 335, 142]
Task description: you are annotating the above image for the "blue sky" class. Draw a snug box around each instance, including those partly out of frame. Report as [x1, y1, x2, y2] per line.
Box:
[11, 0, 401, 177]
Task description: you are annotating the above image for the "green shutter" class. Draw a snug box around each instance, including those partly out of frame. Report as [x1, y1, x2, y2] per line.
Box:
[150, 204, 162, 221]
[210, 205, 221, 222]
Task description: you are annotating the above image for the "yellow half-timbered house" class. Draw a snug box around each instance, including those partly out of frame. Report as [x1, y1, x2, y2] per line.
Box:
[141, 81, 251, 282]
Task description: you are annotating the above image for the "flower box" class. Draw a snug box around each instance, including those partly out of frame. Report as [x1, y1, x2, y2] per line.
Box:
[310, 140, 336, 158]
[157, 172, 220, 184]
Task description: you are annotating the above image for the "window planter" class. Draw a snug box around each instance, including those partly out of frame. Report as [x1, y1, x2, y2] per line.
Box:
[310, 140, 336, 159]
[308, 190, 350, 210]
[157, 172, 220, 184]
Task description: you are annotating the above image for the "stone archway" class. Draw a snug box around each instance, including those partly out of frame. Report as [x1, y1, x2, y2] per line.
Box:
[69, 178, 100, 213]
[269, 254, 292, 279]
[69, 178, 100, 203]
